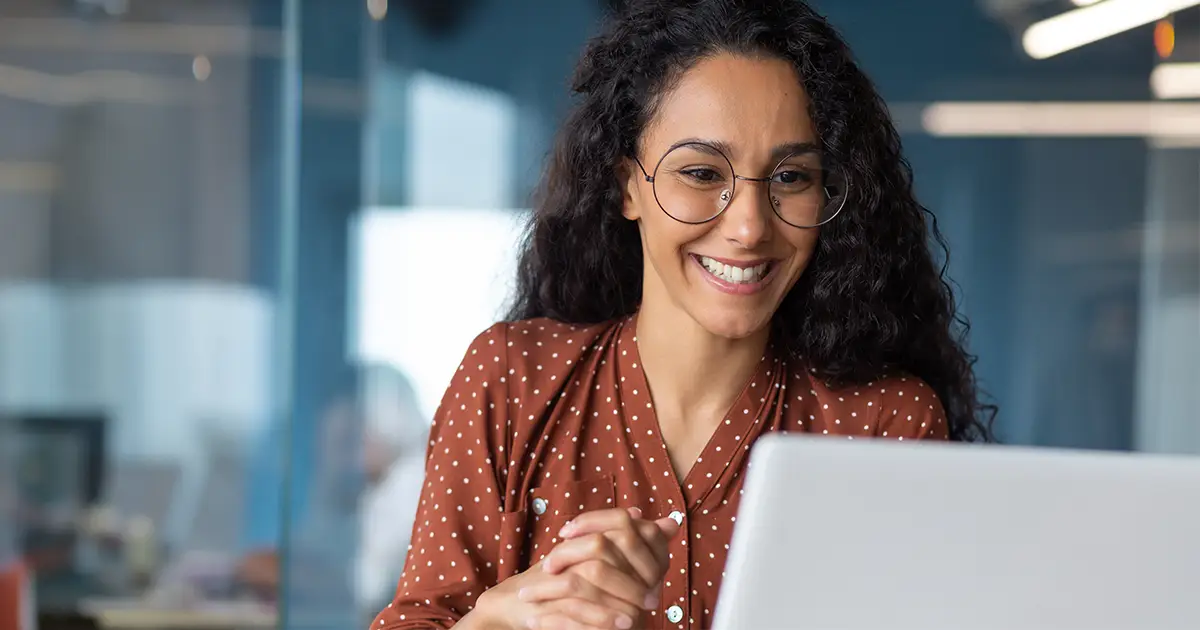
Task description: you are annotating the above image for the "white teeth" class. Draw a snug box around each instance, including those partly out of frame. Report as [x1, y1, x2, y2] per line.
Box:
[699, 256, 771, 284]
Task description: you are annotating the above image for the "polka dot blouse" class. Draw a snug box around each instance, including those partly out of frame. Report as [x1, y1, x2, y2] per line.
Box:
[372, 315, 948, 629]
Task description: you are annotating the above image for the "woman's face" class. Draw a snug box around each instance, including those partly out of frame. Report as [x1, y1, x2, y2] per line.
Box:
[623, 52, 822, 340]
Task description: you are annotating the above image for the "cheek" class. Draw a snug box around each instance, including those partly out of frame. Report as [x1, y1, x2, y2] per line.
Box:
[785, 230, 821, 271]
[639, 212, 705, 259]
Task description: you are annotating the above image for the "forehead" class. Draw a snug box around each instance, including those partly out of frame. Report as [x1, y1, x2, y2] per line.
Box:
[643, 52, 816, 161]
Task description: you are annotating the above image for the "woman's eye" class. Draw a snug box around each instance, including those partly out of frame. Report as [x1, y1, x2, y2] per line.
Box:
[681, 168, 722, 182]
[774, 169, 812, 184]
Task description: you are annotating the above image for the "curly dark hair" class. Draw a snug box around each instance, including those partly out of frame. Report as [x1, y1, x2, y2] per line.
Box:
[506, 0, 995, 442]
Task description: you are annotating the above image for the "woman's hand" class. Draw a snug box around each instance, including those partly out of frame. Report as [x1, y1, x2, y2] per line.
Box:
[466, 556, 647, 630]
[463, 507, 679, 630]
[546, 507, 679, 594]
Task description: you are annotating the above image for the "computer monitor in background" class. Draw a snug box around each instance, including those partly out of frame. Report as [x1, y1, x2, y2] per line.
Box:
[2, 414, 107, 520]
[1, 414, 107, 604]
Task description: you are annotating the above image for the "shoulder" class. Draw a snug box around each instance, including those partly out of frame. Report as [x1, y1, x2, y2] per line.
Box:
[866, 372, 948, 440]
[453, 317, 622, 396]
[453, 316, 617, 380]
[503, 317, 616, 350]
[864, 372, 940, 413]
[796, 366, 948, 440]
[500, 316, 622, 370]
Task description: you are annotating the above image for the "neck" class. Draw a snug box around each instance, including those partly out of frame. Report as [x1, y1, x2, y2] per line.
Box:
[634, 298, 770, 424]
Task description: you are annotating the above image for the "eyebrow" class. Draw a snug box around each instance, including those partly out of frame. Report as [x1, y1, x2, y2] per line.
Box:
[665, 138, 822, 163]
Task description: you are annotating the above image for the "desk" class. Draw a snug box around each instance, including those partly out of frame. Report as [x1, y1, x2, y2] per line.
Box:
[78, 599, 275, 630]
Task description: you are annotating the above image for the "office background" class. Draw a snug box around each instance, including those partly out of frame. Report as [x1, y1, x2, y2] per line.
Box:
[0, 0, 1197, 628]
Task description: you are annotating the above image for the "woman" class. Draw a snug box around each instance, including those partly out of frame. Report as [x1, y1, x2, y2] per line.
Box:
[374, 0, 992, 628]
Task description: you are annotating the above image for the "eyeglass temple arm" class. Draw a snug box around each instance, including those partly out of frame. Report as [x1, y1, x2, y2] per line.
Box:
[633, 157, 654, 183]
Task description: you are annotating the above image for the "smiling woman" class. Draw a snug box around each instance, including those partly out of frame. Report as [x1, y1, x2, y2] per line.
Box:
[372, 1, 993, 629]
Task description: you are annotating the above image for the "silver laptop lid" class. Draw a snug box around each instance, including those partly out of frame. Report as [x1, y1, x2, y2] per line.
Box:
[714, 436, 1200, 630]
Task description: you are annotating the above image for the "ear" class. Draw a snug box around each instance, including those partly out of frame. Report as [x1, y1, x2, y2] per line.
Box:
[618, 158, 643, 221]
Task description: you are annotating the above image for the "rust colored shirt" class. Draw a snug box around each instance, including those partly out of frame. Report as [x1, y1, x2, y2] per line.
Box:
[373, 315, 948, 629]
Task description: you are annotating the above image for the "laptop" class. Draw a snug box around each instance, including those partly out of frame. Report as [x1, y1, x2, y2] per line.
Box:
[712, 436, 1200, 630]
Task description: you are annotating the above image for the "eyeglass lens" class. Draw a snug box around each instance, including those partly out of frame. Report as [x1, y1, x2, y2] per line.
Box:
[650, 142, 844, 228]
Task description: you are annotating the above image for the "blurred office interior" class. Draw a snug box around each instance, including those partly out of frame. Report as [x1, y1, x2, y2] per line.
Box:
[0, 0, 1197, 628]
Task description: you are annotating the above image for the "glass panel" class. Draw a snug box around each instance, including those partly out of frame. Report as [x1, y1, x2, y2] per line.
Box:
[813, 2, 1200, 455]
[0, 0, 302, 627]
[0, 421, 16, 568]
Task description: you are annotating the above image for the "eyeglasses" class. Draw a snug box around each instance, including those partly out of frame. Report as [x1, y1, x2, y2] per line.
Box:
[633, 141, 848, 228]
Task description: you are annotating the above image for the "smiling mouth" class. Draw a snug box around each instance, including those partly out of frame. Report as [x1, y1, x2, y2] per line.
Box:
[696, 255, 774, 284]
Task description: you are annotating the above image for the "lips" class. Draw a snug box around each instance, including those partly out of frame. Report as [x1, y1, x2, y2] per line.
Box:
[689, 254, 780, 296]
[696, 256, 773, 284]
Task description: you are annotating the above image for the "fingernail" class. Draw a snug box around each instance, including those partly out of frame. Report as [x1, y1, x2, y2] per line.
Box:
[558, 521, 574, 537]
[643, 593, 659, 609]
[517, 587, 530, 601]
[628, 507, 643, 519]
[525, 617, 538, 629]
[616, 614, 633, 629]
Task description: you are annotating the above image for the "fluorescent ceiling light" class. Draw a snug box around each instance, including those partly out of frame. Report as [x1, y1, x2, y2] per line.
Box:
[1151, 62, 1200, 100]
[1022, 0, 1199, 60]
[921, 101, 1200, 138]
[1150, 134, 1200, 148]
[0, 62, 186, 105]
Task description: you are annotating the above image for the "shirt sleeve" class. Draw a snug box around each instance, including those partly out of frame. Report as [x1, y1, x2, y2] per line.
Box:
[876, 375, 950, 441]
[371, 324, 511, 629]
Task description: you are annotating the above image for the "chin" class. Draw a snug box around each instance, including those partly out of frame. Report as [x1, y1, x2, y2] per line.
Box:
[694, 308, 774, 341]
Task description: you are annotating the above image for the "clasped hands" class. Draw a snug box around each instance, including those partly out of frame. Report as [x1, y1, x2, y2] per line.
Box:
[472, 507, 680, 630]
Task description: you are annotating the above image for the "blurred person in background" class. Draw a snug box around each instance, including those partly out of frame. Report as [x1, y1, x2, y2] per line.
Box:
[238, 363, 427, 618]
[374, 1, 994, 629]
[356, 365, 431, 615]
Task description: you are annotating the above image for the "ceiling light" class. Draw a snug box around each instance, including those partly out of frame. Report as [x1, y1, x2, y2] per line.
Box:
[1022, 0, 1199, 60]
[921, 101, 1200, 139]
[1151, 62, 1200, 99]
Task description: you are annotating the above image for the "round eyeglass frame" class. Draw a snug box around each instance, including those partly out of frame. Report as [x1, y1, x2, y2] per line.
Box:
[633, 142, 849, 229]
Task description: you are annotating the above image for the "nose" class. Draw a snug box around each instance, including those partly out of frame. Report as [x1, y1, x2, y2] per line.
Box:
[718, 180, 773, 248]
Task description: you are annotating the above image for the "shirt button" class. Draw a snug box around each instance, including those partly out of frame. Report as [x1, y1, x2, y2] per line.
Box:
[532, 497, 548, 515]
[665, 605, 684, 623]
[668, 510, 684, 525]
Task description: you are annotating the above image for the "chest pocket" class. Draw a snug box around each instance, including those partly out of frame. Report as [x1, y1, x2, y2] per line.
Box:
[521, 475, 616, 568]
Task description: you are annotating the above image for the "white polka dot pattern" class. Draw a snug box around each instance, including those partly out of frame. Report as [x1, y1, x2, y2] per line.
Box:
[371, 316, 948, 629]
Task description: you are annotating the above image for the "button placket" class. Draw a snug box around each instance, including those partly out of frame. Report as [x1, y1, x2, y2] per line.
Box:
[660, 517, 689, 628]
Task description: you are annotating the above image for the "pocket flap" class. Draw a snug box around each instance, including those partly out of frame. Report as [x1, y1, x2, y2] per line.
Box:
[526, 474, 615, 520]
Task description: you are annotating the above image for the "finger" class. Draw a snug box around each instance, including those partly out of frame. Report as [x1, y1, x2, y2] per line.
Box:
[634, 520, 671, 571]
[558, 508, 637, 539]
[601, 525, 664, 589]
[561, 509, 679, 542]
[573, 559, 658, 610]
[560, 510, 677, 587]
[654, 516, 680, 538]
[518, 575, 576, 604]
[543, 534, 634, 577]
[537, 598, 636, 630]
[519, 573, 643, 620]
[526, 611, 592, 630]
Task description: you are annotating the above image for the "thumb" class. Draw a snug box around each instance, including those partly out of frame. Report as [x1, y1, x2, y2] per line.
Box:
[654, 516, 681, 537]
